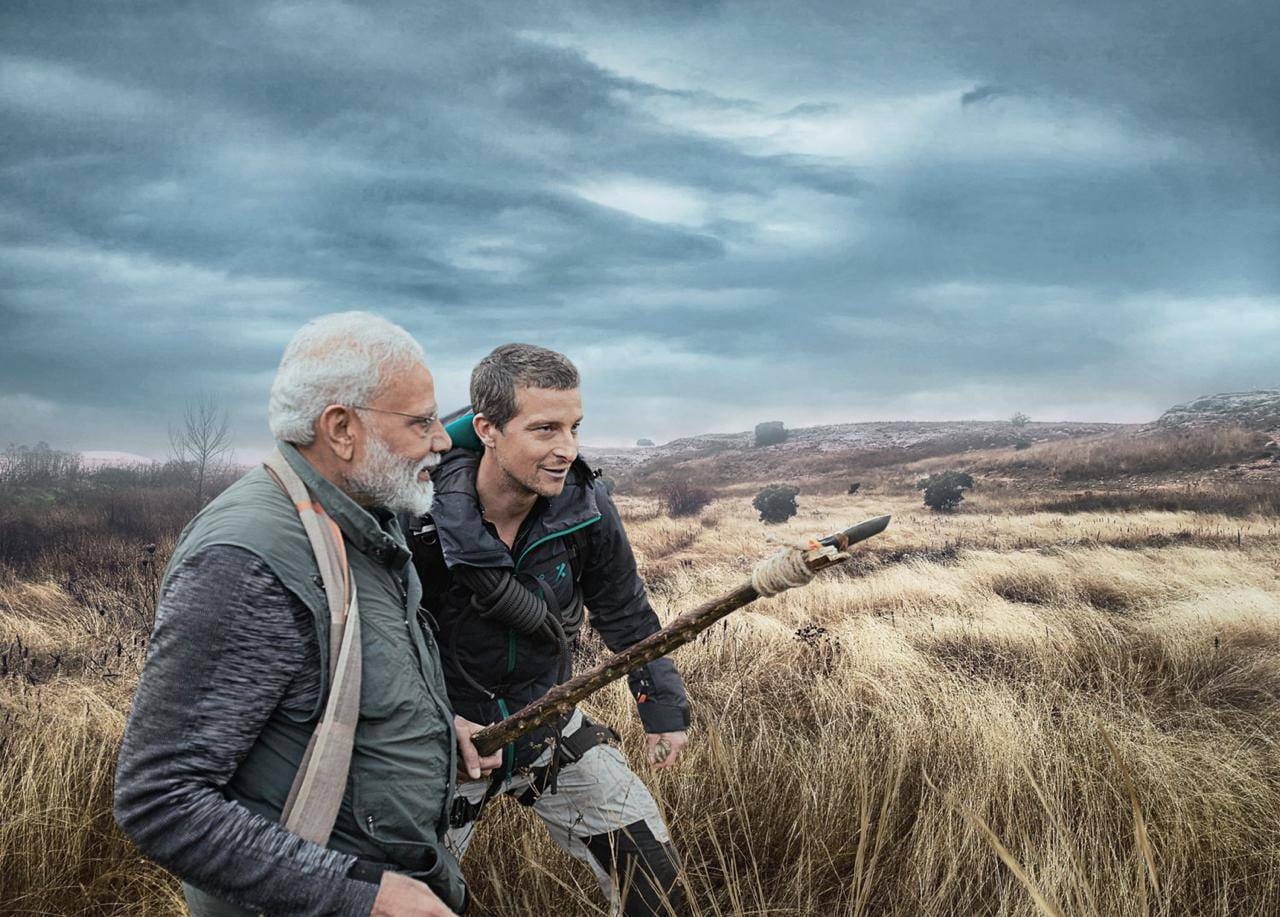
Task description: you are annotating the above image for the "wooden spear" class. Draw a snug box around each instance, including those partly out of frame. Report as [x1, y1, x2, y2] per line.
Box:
[472, 513, 891, 757]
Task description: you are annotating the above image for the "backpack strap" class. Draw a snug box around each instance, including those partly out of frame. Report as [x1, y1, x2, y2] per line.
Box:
[263, 449, 361, 847]
[407, 513, 451, 618]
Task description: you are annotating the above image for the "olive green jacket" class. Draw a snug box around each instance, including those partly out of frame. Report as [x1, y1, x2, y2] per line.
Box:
[165, 443, 464, 908]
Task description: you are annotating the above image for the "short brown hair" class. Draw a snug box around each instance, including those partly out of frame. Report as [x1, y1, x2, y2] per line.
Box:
[470, 343, 580, 430]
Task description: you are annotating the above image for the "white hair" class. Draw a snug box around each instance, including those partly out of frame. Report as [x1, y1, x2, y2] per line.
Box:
[268, 311, 426, 445]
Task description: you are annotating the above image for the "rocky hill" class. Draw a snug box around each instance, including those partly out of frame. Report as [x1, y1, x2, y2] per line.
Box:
[584, 421, 1123, 470]
[1155, 390, 1280, 431]
[583, 420, 1127, 490]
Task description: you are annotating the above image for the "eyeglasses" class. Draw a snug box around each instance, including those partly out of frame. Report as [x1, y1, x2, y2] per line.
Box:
[348, 404, 441, 430]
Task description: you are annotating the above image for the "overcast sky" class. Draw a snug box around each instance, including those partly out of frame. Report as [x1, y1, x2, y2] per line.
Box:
[3, 1, 1278, 454]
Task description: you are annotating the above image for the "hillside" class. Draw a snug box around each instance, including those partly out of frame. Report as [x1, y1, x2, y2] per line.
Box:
[1155, 389, 1280, 431]
[583, 420, 1127, 493]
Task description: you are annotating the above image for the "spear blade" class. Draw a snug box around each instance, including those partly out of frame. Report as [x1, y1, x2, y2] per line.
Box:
[824, 513, 891, 550]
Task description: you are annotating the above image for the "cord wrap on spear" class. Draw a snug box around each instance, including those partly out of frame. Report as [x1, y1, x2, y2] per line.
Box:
[471, 514, 890, 758]
[750, 537, 849, 596]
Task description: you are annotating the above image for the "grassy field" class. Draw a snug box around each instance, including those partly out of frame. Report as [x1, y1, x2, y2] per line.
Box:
[2, 431, 1278, 915]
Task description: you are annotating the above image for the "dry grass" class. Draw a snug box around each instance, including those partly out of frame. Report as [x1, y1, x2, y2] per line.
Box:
[1037, 483, 1280, 517]
[907, 425, 1270, 483]
[2, 470, 1280, 915]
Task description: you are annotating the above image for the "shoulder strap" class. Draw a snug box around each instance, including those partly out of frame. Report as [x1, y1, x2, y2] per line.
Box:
[408, 513, 452, 612]
[263, 448, 361, 847]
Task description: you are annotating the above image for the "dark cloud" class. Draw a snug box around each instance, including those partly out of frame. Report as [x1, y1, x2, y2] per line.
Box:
[1, 0, 1277, 453]
[961, 84, 1007, 106]
[782, 102, 840, 118]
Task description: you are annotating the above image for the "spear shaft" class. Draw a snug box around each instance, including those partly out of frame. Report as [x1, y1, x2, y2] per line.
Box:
[472, 514, 891, 757]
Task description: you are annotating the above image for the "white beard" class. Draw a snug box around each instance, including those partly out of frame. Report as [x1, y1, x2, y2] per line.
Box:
[347, 431, 438, 516]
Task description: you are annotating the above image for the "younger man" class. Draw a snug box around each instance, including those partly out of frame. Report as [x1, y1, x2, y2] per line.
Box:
[413, 344, 689, 917]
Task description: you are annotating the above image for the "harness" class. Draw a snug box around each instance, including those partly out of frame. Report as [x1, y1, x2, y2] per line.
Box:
[409, 514, 591, 648]
[411, 514, 613, 827]
[448, 718, 621, 828]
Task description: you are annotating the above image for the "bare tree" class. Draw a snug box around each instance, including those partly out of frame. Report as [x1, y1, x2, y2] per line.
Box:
[169, 396, 232, 507]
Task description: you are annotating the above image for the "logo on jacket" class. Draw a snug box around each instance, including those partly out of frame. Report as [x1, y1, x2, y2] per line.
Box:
[538, 562, 570, 584]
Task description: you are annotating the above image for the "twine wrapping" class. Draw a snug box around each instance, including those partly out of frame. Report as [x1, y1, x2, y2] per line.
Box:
[750, 545, 818, 596]
[750, 535, 851, 596]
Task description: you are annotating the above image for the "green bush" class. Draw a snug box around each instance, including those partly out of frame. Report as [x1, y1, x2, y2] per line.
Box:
[916, 471, 974, 512]
[753, 485, 799, 523]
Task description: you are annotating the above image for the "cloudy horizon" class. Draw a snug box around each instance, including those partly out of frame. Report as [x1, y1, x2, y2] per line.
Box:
[3, 1, 1277, 454]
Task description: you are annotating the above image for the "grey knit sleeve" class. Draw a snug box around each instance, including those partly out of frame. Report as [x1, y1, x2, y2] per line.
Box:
[114, 544, 380, 917]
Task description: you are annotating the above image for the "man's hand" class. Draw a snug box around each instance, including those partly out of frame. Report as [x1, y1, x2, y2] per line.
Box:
[370, 872, 455, 917]
[645, 731, 688, 770]
[454, 715, 503, 782]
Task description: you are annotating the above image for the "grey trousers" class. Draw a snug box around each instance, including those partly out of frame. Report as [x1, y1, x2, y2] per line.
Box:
[446, 711, 685, 917]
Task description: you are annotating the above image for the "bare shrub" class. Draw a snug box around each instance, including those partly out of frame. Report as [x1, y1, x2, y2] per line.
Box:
[659, 480, 714, 517]
[0, 442, 82, 486]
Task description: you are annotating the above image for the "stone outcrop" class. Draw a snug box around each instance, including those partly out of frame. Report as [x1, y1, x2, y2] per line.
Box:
[1155, 390, 1280, 431]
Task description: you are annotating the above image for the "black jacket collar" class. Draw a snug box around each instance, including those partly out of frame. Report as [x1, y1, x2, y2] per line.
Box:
[429, 448, 600, 570]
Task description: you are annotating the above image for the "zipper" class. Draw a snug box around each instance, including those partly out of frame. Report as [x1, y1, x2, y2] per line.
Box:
[513, 515, 602, 572]
[507, 514, 603, 671]
[497, 514, 602, 772]
[387, 569, 458, 800]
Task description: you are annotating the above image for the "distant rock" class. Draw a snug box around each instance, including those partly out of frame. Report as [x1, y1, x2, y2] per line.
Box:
[753, 421, 787, 447]
[1155, 390, 1280, 431]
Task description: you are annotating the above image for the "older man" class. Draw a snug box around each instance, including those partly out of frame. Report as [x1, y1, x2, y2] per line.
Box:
[115, 312, 499, 917]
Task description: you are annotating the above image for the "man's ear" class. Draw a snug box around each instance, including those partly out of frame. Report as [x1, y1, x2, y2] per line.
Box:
[472, 412, 498, 450]
[316, 404, 358, 461]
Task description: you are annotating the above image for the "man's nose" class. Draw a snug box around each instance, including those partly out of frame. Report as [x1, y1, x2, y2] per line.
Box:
[552, 431, 576, 461]
[430, 421, 452, 454]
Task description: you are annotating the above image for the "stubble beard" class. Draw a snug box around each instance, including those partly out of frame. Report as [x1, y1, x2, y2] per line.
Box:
[347, 431, 439, 516]
[494, 448, 562, 500]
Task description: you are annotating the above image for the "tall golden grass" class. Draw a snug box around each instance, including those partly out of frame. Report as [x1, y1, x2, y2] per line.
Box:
[2, 476, 1279, 914]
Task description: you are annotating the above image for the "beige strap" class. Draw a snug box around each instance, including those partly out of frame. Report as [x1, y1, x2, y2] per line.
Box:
[263, 449, 362, 846]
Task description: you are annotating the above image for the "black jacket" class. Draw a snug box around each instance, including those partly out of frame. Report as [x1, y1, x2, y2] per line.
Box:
[415, 448, 689, 768]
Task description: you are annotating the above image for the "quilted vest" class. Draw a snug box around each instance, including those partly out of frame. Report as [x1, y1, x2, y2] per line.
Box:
[164, 442, 464, 906]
